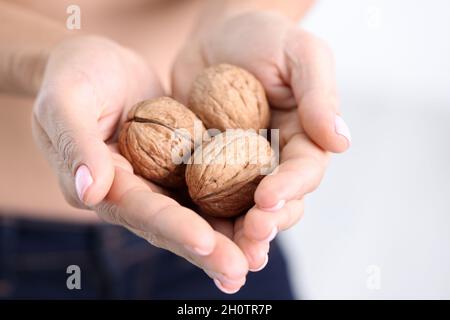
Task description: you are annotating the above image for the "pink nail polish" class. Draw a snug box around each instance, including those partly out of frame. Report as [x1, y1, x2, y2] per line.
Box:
[249, 254, 269, 272]
[263, 226, 278, 242]
[213, 278, 240, 295]
[260, 200, 285, 212]
[75, 165, 93, 203]
[335, 115, 352, 144]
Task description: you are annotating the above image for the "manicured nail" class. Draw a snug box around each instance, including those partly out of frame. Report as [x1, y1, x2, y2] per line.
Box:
[263, 226, 278, 242]
[184, 245, 211, 256]
[208, 271, 245, 287]
[213, 278, 240, 295]
[335, 115, 352, 144]
[249, 254, 269, 272]
[75, 165, 93, 203]
[260, 200, 285, 212]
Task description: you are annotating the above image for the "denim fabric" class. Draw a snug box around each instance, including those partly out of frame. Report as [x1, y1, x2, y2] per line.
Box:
[0, 216, 294, 299]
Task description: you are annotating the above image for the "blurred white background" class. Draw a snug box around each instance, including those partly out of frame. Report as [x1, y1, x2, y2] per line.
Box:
[281, 0, 450, 299]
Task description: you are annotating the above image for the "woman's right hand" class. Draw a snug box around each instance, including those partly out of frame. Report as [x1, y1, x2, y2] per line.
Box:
[32, 35, 249, 294]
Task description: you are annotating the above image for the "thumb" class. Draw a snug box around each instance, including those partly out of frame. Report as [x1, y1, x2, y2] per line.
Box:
[33, 86, 115, 207]
[72, 128, 114, 206]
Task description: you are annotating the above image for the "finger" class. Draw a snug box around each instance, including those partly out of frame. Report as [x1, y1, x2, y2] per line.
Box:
[235, 235, 269, 272]
[234, 216, 270, 272]
[202, 215, 235, 240]
[255, 132, 329, 209]
[285, 29, 351, 153]
[107, 143, 133, 173]
[33, 83, 115, 207]
[100, 167, 248, 294]
[99, 207, 247, 294]
[199, 232, 249, 294]
[171, 40, 207, 105]
[101, 166, 216, 255]
[244, 199, 304, 242]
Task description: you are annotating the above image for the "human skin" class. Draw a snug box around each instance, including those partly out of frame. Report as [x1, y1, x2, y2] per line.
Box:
[0, 0, 205, 221]
[172, 9, 351, 292]
[0, 0, 351, 294]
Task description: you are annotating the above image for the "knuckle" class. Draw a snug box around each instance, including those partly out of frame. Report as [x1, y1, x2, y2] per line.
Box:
[54, 127, 77, 173]
[140, 231, 165, 249]
[33, 89, 81, 175]
[96, 202, 127, 226]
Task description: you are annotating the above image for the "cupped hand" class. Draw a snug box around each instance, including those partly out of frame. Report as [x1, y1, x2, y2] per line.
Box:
[172, 11, 351, 271]
[32, 35, 248, 294]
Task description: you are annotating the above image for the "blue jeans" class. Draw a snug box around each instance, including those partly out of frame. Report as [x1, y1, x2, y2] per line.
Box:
[0, 215, 294, 299]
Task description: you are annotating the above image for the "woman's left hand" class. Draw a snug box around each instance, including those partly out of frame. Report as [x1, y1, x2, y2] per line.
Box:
[172, 11, 351, 271]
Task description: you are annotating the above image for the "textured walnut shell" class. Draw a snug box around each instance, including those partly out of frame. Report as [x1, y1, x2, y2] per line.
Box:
[119, 97, 205, 188]
[186, 131, 275, 218]
[188, 64, 270, 131]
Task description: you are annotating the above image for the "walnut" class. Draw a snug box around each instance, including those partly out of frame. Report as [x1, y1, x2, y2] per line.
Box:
[119, 97, 205, 188]
[185, 130, 275, 218]
[188, 64, 270, 132]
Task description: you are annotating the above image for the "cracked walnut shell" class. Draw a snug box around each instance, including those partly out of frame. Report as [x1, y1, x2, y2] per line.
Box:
[185, 130, 275, 218]
[119, 97, 205, 188]
[188, 64, 270, 131]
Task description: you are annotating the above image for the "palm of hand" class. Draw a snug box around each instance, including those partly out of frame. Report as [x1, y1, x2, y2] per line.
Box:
[34, 10, 350, 293]
[169, 12, 341, 273]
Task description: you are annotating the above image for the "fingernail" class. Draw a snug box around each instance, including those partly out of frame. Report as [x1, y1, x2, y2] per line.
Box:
[184, 245, 211, 256]
[213, 278, 241, 295]
[335, 115, 352, 144]
[263, 226, 278, 242]
[208, 271, 245, 287]
[260, 200, 285, 212]
[249, 254, 269, 272]
[75, 165, 93, 203]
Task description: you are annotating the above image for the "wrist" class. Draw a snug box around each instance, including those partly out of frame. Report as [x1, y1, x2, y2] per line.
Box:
[1, 32, 75, 96]
[0, 46, 51, 96]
